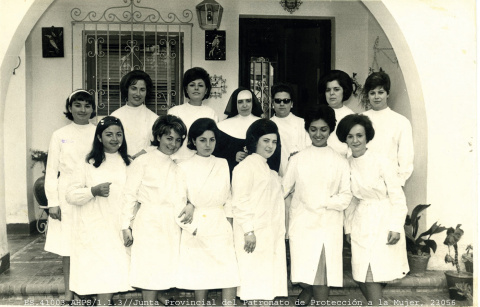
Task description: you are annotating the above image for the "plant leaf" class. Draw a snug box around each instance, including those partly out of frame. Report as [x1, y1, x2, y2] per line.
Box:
[424, 239, 438, 253]
[410, 204, 431, 237]
[418, 222, 447, 238]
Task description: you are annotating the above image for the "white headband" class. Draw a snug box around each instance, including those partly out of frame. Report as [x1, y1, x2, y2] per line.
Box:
[69, 89, 90, 102]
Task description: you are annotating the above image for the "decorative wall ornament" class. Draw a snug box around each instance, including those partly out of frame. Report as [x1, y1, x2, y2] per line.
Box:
[280, 0, 302, 14]
[42, 27, 64, 58]
[369, 36, 398, 73]
[71, 0, 193, 23]
[205, 30, 226, 60]
[210, 75, 227, 98]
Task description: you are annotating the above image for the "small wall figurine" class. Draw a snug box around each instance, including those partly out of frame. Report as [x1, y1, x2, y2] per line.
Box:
[205, 30, 225, 61]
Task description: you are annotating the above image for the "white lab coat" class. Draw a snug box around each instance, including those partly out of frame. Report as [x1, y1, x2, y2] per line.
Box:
[328, 105, 354, 158]
[362, 107, 414, 185]
[282, 146, 351, 286]
[122, 150, 186, 290]
[232, 153, 288, 300]
[176, 154, 240, 290]
[44, 122, 96, 256]
[271, 113, 311, 176]
[168, 103, 218, 161]
[111, 104, 158, 157]
[66, 153, 132, 295]
[345, 150, 409, 282]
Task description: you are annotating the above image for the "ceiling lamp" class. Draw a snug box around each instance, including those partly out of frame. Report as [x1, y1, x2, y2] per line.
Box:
[196, 0, 223, 30]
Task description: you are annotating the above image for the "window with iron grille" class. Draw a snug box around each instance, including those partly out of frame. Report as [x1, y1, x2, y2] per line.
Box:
[84, 31, 183, 116]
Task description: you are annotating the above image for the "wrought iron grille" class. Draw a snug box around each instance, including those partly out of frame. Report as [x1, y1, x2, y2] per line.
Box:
[250, 57, 275, 118]
[71, 0, 193, 116]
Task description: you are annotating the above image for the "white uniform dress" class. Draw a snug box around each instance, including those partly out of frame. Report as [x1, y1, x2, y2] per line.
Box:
[168, 103, 218, 161]
[232, 153, 288, 300]
[362, 107, 414, 185]
[271, 113, 311, 176]
[111, 104, 158, 157]
[176, 155, 240, 290]
[328, 105, 354, 157]
[282, 146, 351, 286]
[122, 150, 186, 290]
[66, 153, 132, 295]
[44, 122, 96, 256]
[345, 150, 409, 282]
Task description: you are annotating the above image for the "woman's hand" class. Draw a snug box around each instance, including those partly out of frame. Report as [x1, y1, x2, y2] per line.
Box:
[244, 232, 256, 253]
[122, 228, 133, 247]
[91, 182, 112, 197]
[49, 206, 62, 221]
[387, 231, 400, 245]
[178, 202, 195, 224]
[236, 151, 247, 163]
[345, 233, 351, 244]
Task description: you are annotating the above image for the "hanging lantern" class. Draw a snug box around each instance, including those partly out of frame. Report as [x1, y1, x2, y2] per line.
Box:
[196, 0, 223, 30]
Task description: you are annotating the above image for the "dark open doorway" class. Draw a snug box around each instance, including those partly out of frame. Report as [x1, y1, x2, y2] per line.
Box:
[239, 18, 331, 118]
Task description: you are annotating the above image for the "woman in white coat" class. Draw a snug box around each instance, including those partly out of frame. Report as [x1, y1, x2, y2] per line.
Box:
[44, 90, 96, 303]
[111, 70, 158, 160]
[231, 119, 287, 303]
[283, 105, 351, 304]
[318, 70, 355, 157]
[176, 118, 239, 305]
[336, 114, 409, 305]
[66, 116, 132, 304]
[121, 115, 191, 305]
[360, 71, 414, 186]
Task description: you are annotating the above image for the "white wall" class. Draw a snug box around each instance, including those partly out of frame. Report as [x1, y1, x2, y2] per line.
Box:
[373, 0, 476, 270]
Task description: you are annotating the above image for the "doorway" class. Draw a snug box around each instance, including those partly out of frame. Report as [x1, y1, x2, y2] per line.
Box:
[239, 18, 332, 118]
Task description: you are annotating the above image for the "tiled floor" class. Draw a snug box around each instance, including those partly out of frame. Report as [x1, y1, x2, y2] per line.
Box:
[0, 234, 473, 306]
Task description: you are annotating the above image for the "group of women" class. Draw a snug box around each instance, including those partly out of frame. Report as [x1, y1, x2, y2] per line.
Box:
[44, 66, 413, 306]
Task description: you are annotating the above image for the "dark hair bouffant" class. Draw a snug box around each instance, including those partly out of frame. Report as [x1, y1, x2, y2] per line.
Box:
[150, 114, 187, 147]
[86, 116, 130, 167]
[120, 70, 154, 100]
[336, 114, 375, 143]
[271, 83, 294, 99]
[362, 71, 391, 96]
[318, 70, 353, 105]
[187, 118, 220, 150]
[304, 105, 336, 134]
[64, 90, 96, 120]
[182, 67, 212, 100]
[245, 119, 281, 155]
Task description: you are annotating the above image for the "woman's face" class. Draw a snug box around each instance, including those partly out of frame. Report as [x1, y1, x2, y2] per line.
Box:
[346, 124, 367, 158]
[255, 133, 277, 159]
[157, 129, 183, 155]
[193, 130, 216, 157]
[186, 79, 207, 102]
[99, 125, 124, 154]
[69, 100, 93, 125]
[237, 90, 253, 117]
[368, 86, 389, 111]
[127, 80, 147, 107]
[308, 119, 330, 147]
[273, 91, 293, 118]
[325, 80, 344, 109]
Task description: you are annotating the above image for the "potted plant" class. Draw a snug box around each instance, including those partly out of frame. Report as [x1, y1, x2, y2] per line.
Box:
[462, 244, 473, 273]
[404, 204, 447, 276]
[31, 149, 49, 232]
[444, 224, 474, 300]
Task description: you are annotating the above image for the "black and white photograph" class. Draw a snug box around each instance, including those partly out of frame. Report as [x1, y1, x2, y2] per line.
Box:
[205, 30, 226, 61]
[0, 0, 477, 306]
